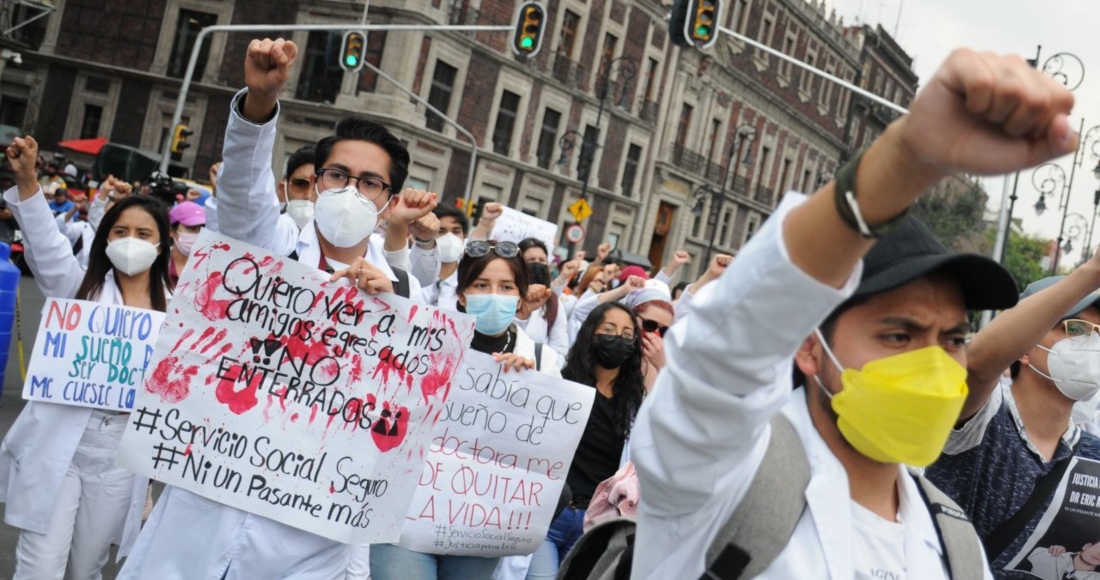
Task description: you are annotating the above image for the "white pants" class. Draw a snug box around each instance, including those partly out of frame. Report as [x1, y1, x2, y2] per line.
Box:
[346, 544, 370, 579]
[14, 410, 134, 580]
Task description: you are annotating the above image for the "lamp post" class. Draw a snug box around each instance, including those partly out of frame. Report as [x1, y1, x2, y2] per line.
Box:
[558, 55, 637, 257]
[693, 124, 757, 265]
[1051, 121, 1100, 275]
[998, 47, 1083, 265]
[1080, 161, 1100, 265]
[1062, 212, 1089, 256]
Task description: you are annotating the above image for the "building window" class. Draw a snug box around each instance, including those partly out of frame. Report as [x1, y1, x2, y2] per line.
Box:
[426, 61, 458, 132]
[80, 104, 103, 139]
[621, 144, 642, 197]
[167, 9, 217, 78]
[744, 215, 759, 244]
[753, 145, 771, 191]
[0, 97, 28, 130]
[643, 57, 659, 102]
[779, 32, 797, 78]
[578, 124, 599, 180]
[801, 168, 812, 193]
[295, 32, 344, 104]
[820, 61, 835, 112]
[756, 14, 774, 61]
[676, 104, 693, 147]
[719, 209, 733, 246]
[729, 0, 750, 32]
[491, 90, 521, 155]
[599, 33, 618, 79]
[536, 108, 562, 169]
[558, 10, 580, 57]
[800, 46, 817, 95]
[777, 158, 792, 203]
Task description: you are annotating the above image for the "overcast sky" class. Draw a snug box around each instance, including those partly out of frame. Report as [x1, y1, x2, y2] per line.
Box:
[825, 0, 1100, 259]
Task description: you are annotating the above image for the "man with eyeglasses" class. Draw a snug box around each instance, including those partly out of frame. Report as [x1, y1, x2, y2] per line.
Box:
[118, 38, 431, 580]
[276, 144, 317, 230]
[925, 272, 1100, 576]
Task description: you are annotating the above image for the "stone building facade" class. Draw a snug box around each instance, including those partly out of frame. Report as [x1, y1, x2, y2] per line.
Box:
[0, 0, 921, 277]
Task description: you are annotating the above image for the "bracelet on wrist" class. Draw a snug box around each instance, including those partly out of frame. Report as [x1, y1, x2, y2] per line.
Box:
[832, 148, 911, 239]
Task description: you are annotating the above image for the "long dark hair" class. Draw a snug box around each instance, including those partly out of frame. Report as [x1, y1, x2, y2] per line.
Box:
[518, 237, 558, 323]
[562, 302, 646, 437]
[75, 196, 172, 312]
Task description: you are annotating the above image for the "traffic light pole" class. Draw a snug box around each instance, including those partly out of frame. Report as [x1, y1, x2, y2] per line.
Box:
[716, 26, 908, 116]
[359, 60, 479, 213]
[158, 22, 511, 174]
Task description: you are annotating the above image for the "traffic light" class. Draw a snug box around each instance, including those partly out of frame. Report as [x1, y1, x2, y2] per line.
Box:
[511, 1, 546, 58]
[170, 124, 193, 155]
[340, 31, 366, 72]
[670, 0, 721, 49]
[465, 198, 477, 219]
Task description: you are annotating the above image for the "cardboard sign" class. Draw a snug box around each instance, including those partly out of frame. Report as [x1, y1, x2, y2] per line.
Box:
[492, 206, 559, 253]
[117, 231, 476, 544]
[398, 351, 594, 556]
[23, 298, 164, 411]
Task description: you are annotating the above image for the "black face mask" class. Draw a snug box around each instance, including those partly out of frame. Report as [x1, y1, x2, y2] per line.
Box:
[592, 334, 635, 369]
[528, 262, 550, 286]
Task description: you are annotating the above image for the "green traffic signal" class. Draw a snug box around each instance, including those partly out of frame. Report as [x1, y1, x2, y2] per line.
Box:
[695, 25, 710, 38]
[520, 37, 534, 49]
[345, 55, 359, 66]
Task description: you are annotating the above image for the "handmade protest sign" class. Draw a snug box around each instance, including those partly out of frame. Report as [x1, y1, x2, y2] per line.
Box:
[23, 298, 164, 411]
[492, 206, 559, 253]
[117, 231, 476, 544]
[398, 351, 594, 556]
[1005, 457, 1100, 579]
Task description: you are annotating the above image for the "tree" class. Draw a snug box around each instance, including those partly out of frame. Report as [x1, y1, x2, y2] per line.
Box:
[994, 229, 1049, 292]
[909, 181, 989, 252]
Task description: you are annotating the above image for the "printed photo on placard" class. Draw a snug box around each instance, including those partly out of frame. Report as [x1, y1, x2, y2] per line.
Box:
[1005, 457, 1100, 580]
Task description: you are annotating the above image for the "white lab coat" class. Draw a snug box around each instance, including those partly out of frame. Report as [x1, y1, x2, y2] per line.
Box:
[629, 194, 993, 579]
[0, 186, 148, 558]
[119, 88, 419, 580]
[515, 301, 570, 357]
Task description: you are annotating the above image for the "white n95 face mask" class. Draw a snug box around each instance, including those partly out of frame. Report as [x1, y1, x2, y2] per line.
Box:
[313, 185, 382, 248]
[1032, 333, 1100, 401]
[286, 199, 315, 230]
[106, 237, 159, 276]
[436, 233, 464, 263]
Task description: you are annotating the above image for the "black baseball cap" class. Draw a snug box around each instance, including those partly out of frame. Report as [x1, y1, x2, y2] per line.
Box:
[852, 216, 1018, 310]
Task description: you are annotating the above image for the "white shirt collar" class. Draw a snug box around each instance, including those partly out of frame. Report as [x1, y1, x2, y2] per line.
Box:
[294, 221, 398, 282]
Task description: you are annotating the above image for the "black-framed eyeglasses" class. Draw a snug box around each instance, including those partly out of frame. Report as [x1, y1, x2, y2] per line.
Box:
[640, 318, 669, 337]
[465, 240, 520, 259]
[595, 324, 635, 343]
[1063, 318, 1100, 339]
[286, 177, 311, 192]
[316, 167, 392, 202]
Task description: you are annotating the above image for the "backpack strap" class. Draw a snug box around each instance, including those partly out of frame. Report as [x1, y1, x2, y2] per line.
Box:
[982, 442, 1078, 560]
[701, 414, 810, 580]
[556, 516, 637, 580]
[534, 342, 544, 371]
[392, 267, 410, 299]
[912, 472, 986, 580]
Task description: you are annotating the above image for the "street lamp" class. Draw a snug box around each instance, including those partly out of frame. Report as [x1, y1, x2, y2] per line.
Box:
[559, 55, 638, 257]
[729, 124, 756, 194]
[998, 47, 1083, 265]
[1051, 121, 1100, 274]
[1080, 161, 1100, 265]
[1063, 212, 1088, 255]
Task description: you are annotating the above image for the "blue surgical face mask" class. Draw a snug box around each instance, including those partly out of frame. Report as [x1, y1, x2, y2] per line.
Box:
[464, 293, 519, 336]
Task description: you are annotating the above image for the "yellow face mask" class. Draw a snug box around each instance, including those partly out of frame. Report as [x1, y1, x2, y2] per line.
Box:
[813, 330, 968, 467]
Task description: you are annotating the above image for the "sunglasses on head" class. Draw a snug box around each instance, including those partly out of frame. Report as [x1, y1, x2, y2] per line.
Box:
[465, 240, 520, 259]
[640, 318, 669, 337]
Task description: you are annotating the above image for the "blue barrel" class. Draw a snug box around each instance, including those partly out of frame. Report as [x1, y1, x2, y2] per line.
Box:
[0, 243, 20, 396]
